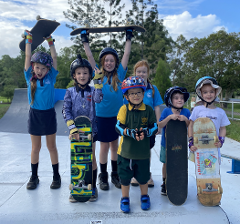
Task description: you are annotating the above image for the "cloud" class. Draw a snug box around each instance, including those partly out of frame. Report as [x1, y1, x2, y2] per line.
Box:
[162, 11, 227, 40]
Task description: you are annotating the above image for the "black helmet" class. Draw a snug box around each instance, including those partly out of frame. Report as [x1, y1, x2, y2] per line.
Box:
[164, 86, 190, 109]
[99, 47, 119, 67]
[70, 54, 93, 79]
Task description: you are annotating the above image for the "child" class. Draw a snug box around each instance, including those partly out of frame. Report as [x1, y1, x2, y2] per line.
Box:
[81, 29, 133, 190]
[158, 86, 190, 195]
[115, 76, 158, 213]
[62, 54, 103, 202]
[188, 76, 230, 163]
[24, 30, 61, 190]
[123, 60, 163, 187]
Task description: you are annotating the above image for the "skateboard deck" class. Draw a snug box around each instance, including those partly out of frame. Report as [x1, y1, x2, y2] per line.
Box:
[19, 15, 60, 52]
[70, 25, 145, 36]
[69, 116, 93, 202]
[193, 117, 222, 206]
[166, 119, 188, 205]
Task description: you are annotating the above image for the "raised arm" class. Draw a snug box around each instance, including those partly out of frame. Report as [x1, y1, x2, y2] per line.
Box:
[83, 42, 96, 69]
[46, 36, 57, 70]
[121, 39, 131, 70]
[24, 30, 32, 71]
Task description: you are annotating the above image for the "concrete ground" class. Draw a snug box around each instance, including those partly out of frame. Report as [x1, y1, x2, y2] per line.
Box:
[0, 133, 239, 224]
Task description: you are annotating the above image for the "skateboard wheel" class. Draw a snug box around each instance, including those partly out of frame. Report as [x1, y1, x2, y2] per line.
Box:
[87, 184, 92, 190]
[36, 15, 41, 20]
[69, 184, 74, 190]
[197, 186, 202, 194]
[218, 186, 223, 194]
[21, 34, 25, 38]
[87, 134, 92, 141]
[194, 137, 198, 144]
[214, 136, 218, 143]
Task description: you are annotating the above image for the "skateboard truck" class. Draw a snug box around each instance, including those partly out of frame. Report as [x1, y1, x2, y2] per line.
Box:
[69, 180, 91, 191]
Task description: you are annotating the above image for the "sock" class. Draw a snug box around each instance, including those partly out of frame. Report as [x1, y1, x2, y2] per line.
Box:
[52, 163, 60, 177]
[163, 178, 166, 184]
[93, 168, 97, 188]
[100, 163, 107, 174]
[111, 160, 118, 172]
[31, 163, 38, 177]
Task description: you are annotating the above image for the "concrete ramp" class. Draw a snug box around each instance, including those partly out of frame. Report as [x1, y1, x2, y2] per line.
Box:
[0, 89, 68, 136]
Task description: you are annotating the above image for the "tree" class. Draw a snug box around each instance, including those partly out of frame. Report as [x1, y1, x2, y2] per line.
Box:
[154, 59, 172, 97]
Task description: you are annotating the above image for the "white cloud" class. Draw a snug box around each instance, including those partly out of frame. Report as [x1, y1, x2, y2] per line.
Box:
[162, 11, 227, 40]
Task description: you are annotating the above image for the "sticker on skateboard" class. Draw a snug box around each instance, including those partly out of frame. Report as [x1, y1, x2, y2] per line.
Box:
[69, 116, 93, 202]
[19, 15, 60, 52]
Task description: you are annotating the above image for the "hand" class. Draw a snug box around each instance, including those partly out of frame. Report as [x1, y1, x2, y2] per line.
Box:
[190, 145, 198, 152]
[126, 29, 133, 41]
[169, 114, 179, 120]
[214, 141, 222, 148]
[69, 130, 84, 141]
[177, 115, 186, 121]
[45, 35, 54, 47]
[80, 30, 89, 43]
[138, 127, 145, 141]
[24, 30, 32, 44]
[93, 67, 104, 89]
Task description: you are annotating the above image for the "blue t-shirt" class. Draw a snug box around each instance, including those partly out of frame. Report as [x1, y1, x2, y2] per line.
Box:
[96, 63, 127, 117]
[160, 107, 190, 147]
[24, 66, 59, 110]
[123, 83, 163, 109]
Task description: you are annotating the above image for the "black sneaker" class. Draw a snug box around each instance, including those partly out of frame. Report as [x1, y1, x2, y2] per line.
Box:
[98, 172, 109, 190]
[111, 171, 121, 189]
[50, 175, 61, 189]
[161, 181, 167, 196]
[26, 175, 39, 190]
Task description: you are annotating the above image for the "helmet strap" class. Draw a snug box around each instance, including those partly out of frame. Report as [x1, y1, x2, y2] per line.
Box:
[197, 95, 215, 108]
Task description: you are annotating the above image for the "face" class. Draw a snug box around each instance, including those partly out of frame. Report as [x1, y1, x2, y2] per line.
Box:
[135, 66, 148, 83]
[33, 63, 49, 79]
[73, 67, 90, 86]
[126, 88, 144, 105]
[103, 54, 116, 72]
[201, 84, 216, 103]
[171, 93, 184, 108]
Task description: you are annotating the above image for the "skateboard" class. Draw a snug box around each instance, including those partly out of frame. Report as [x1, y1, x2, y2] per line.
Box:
[69, 116, 93, 202]
[165, 119, 188, 205]
[19, 15, 60, 52]
[70, 19, 145, 36]
[193, 117, 222, 206]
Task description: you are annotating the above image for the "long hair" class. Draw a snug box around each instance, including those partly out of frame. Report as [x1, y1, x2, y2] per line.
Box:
[133, 60, 155, 98]
[100, 54, 121, 92]
[30, 78, 37, 105]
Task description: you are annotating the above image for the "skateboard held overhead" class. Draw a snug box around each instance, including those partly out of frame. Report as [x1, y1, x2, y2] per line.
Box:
[70, 19, 145, 36]
[69, 116, 93, 202]
[19, 15, 60, 52]
[193, 117, 222, 206]
[166, 119, 188, 206]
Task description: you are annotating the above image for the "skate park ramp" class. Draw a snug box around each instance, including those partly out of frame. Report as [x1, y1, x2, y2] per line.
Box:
[0, 88, 68, 135]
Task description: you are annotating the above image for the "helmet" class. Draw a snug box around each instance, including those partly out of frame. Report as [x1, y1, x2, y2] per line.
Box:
[164, 86, 190, 108]
[70, 54, 93, 79]
[31, 51, 53, 69]
[121, 76, 146, 95]
[99, 47, 119, 67]
[195, 76, 221, 101]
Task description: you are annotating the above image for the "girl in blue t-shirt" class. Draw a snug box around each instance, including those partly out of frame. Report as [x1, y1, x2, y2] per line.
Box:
[24, 30, 60, 190]
[158, 86, 190, 196]
[81, 29, 133, 191]
[123, 60, 163, 187]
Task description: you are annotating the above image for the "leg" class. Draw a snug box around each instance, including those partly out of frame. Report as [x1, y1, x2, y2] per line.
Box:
[27, 135, 41, 190]
[140, 183, 151, 210]
[46, 134, 61, 189]
[148, 151, 154, 187]
[120, 185, 130, 213]
[161, 163, 167, 195]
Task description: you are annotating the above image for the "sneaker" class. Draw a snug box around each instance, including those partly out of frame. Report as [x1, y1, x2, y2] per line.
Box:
[147, 173, 154, 188]
[141, 195, 151, 210]
[130, 177, 139, 187]
[120, 197, 130, 213]
[161, 181, 167, 196]
[69, 195, 77, 203]
[111, 171, 121, 189]
[26, 175, 39, 190]
[89, 187, 98, 202]
[98, 172, 109, 190]
[50, 175, 61, 189]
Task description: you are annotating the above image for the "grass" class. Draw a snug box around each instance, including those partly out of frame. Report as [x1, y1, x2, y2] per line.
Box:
[0, 96, 11, 103]
[226, 120, 240, 142]
[0, 104, 10, 119]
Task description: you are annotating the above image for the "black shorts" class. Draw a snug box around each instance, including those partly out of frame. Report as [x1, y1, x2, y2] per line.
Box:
[150, 135, 156, 149]
[96, 116, 119, 142]
[117, 155, 150, 186]
[28, 107, 57, 136]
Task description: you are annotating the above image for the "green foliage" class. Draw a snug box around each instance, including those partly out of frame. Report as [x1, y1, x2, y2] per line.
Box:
[226, 120, 240, 142]
[154, 59, 172, 97]
[0, 104, 10, 119]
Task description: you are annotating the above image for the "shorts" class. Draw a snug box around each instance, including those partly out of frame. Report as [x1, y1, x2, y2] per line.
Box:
[160, 145, 166, 163]
[28, 107, 57, 136]
[93, 133, 98, 143]
[117, 155, 150, 186]
[150, 135, 156, 149]
[96, 116, 119, 142]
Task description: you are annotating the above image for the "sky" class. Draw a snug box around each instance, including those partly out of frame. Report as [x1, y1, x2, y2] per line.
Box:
[0, 0, 240, 58]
